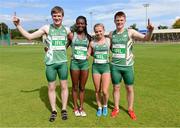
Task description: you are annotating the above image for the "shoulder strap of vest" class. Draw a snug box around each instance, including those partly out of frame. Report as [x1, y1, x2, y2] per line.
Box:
[72, 32, 77, 43]
[48, 24, 53, 35]
[61, 25, 67, 32]
[105, 38, 110, 48]
[112, 30, 116, 35]
[92, 40, 96, 49]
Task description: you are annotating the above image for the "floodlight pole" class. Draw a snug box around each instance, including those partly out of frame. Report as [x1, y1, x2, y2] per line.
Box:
[89, 11, 93, 35]
[143, 3, 150, 28]
[46, 19, 48, 25]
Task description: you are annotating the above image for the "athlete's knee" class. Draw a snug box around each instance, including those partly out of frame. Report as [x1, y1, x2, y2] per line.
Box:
[48, 82, 56, 91]
[113, 86, 120, 92]
[126, 86, 133, 93]
[102, 90, 108, 96]
[61, 83, 68, 91]
[95, 91, 101, 96]
[95, 88, 101, 94]
[48, 86, 56, 92]
[79, 85, 85, 92]
[72, 85, 78, 92]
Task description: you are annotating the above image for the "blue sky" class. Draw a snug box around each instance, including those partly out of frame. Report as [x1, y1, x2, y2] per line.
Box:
[0, 0, 180, 33]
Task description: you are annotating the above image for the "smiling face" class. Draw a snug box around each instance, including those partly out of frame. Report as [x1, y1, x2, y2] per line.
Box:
[94, 24, 105, 40]
[52, 12, 63, 27]
[114, 16, 126, 30]
[76, 18, 86, 33]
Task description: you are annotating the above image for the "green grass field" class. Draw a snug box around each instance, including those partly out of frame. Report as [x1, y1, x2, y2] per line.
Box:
[0, 43, 180, 127]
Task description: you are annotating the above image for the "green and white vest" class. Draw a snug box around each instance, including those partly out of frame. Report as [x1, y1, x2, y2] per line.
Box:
[44, 24, 68, 65]
[92, 38, 110, 64]
[111, 29, 134, 66]
[71, 32, 89, 60]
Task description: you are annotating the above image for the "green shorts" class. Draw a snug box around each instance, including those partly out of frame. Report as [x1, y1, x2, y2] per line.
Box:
[92, 63, 110, 74]
[70, 59, 89, 70]
[46, 62, 68, 82]
[110, 64, 134, 85]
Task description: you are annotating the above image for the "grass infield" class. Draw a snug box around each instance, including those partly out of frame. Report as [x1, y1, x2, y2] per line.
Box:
[0, 43, 180, 127]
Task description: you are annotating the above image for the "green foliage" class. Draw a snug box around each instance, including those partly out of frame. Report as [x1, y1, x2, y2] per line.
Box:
[0, 44, 180, 127]
[158, 25, 168, 29]
[172, 18, 180, 28]
[10, 28, 42, 41]
[0, 22, 8, 35]
[129, 24, 138, 31]
[11, 29, 23, 39]
[70, 23, 77, 32]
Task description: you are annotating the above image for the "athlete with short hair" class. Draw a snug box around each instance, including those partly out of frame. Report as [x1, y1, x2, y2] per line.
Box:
[13, 6, 70, 121]
[109, 11, 154, 120]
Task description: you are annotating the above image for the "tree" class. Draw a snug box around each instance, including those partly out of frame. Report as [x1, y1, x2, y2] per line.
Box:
[70, 24, 77, 32]
[172, 18, 180, 28]
[158, 25, 168, 29]
[10, 29, 23, 39]
[129, 24, 138, 31]
[0, 22, 8, 35]
[11, 28, 41, 41]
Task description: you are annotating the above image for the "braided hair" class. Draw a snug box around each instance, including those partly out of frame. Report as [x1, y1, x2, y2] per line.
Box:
[75, 16, 92, 42]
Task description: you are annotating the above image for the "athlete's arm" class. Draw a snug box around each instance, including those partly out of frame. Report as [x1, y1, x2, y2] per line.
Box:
[129, 19, 154, 41]
[108, 31, 113, 39]
[108, 31, 113, 50]
[129, 29, 145, 40]
[106, 37, 111, 47]
[87, 41, 93, 59]
[12, 16, 47, 40]
[66, 32, 73, 48]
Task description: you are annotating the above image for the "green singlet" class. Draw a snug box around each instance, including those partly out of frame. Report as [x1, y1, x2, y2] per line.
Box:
[71, 32, 89, 60]
[44, 24, 68, 82]
[70, 32, 89, 70]
[111, 28, 134, 66]
[111, 29, 134, 85]
[92, 38, 110, 74]
[44, 24, 68, 65]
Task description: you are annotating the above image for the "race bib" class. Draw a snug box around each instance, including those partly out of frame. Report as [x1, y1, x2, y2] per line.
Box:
[94, 51, 108, 64]
[112, 44, 126, 58]
[74, 46, 87, 60]
[51, 36, 66, 50]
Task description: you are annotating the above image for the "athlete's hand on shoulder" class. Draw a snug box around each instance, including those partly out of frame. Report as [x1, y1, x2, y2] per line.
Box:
[147, 18, 154, 32]
[44, 47, 48, 52]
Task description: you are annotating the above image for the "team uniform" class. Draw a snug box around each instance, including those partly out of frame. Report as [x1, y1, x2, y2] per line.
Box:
[44, 24, 68, 82]
[70, 32, 89, 70]
[111, 28, 134, 85]
[92, 38, 110, 74]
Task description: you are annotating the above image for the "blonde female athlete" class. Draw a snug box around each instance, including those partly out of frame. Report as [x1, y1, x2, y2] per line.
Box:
[88, 23, 111, 117]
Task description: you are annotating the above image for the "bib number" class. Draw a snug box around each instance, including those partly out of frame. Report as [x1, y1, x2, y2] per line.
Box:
[74, 46, 87, 60]
[94, 51, 108, 63]
[112, 44, 126, 58]
[51, 36, 66, 50]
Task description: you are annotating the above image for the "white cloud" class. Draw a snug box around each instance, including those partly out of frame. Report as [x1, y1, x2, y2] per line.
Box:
[0, 1, 48, 8]
[0, 14, 12, 22]
[85, 0, 180, 30]
[0, 13, 49, 22]
[63, 19, 74, 28]
[1, 0, 180, 31]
